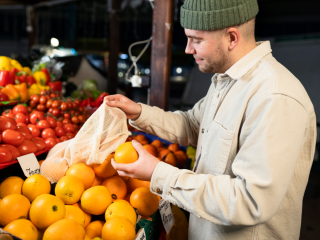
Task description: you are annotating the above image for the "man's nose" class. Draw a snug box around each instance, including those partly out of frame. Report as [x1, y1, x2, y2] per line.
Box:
[185, 41, 195, 54]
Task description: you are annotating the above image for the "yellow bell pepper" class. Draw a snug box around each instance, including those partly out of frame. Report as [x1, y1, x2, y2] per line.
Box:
[1, 84, 20, 101]
[38, 84, 50, 91]
[28, 83, 40, 96]
[14, 83, 29, 102]
[33, 71, 47, 86]
[0, 56, 12, 71]
[10, 59, 23, 71]
[22, 67, 32, 76]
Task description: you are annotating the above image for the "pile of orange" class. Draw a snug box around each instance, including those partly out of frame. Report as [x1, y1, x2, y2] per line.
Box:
[0, 135, 187, 240]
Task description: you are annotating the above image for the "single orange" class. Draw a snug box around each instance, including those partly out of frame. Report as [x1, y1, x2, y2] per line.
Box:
[90, 175, 105, 187]
[168, 143, 180, 153]
[66, 163, 95, 189]
[85, 235, 91, 240]
[105, 200, 137, 226]
[143, 144, 158, 157]
[0, 194, 30, 226]
[43, 219, 85, 240]
[22, 174, 51, 202]
[151, 139, 163, 148]
[55, 175, 84, 204]
[139, 140, 148, 145]
[93, 153, 116, 179]
[159, 149, 171, 159]
[29, 194, 66, 229]
[85, 220, 105, 239]
[0, 176, 24, 198]
[127, 178, 150, 193]
[134, 134, 147, 142]
[101, 176, 127, 201]
[101, 216, 135, 240]
[81, 186, 112, 215]
[64, 205, 86, 227]
[72, 202, 91, 228]
[114, 142, 138, 164]
[130, 187, 159, 216]
[163, 152, 177, 167]
[175, 150, 188, 167]
[4, 219, 38, 240]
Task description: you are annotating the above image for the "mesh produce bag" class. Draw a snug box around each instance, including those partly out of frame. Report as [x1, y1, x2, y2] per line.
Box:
[40, 100, 131, 183]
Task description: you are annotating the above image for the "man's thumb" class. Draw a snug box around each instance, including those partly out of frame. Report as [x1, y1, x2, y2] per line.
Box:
[131, 140, 145, 154]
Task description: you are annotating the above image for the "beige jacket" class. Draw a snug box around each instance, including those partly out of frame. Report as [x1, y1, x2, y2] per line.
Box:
[130, 41, 316, 240]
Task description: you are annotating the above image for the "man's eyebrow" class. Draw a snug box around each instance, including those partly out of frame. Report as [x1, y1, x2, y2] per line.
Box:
[186, 35, 203, 40]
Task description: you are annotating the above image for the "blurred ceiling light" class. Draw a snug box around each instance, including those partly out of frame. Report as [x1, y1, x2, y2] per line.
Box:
[118, 72, 124, 78]
[145, 68, 150, 74]
[51, 38, 59, 47]
[176, 67, 182, 74]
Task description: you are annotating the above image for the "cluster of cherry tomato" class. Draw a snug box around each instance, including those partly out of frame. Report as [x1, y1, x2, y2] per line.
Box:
[0, 90, 89, 164]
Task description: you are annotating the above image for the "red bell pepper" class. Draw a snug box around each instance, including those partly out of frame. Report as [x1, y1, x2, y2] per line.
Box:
[41, 68, 51, 83]
[15, 74, 27, 84]
[0, 70, 14, 87]
[26, 76, 36, 87]
[94, 92, 108, 107]
[88, 97, 95, 107]
[48, 81, 62, 92]
[10, 68, 19, 76]
[80, 99, 87, 107]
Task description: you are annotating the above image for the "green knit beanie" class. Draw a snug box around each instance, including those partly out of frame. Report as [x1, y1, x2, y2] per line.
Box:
[180, 0, 259, 30]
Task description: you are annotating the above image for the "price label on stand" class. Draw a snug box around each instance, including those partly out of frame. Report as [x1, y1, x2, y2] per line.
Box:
[159, 199, 175, 234]
[135, 228, 146, 240]
[17, 153, 40, 177]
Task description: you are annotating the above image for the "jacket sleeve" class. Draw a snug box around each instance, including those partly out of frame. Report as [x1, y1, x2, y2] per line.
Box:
[129, 97, 206, 147]
[149, 94, 311, 226]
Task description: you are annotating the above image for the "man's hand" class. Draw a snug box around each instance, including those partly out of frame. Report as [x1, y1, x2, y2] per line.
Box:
[105, 94, 142, 119]
[111, 140, 160, 181]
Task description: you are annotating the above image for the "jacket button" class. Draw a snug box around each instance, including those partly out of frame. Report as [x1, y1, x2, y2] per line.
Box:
[157, 188, 162, 194]
[201, 128, 204, 133]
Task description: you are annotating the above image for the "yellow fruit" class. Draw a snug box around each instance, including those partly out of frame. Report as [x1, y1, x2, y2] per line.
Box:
[105, 200, 136, 226]
[101, 216, 135, 240]
[92, 153, 116, 178]
[101, 176, 127, 201]
[72, 202, 91, 228]
[85, 220, 105, 239]
[0, 194, 30, 227]
[66, 163, 95, 189]
[4, 219, 38, 240]
[130, 187, 159, 216]
[114, 142, 139, 164]
[29, 194, 66, 229]
[55, 175, 84, 204]
[81, 186, 112, 215]
[64, 205, 86, 227]
[85, 235, 91, 240]
[43, 219, 85, 240]
[0, 176, 24, 198]
[22, 174, 51, 202]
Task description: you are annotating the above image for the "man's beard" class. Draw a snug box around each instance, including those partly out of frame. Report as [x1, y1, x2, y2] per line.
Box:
[198, 45, 228, 74]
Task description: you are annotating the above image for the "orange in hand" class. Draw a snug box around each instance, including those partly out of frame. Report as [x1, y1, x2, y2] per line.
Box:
[114, 142, 139, 164]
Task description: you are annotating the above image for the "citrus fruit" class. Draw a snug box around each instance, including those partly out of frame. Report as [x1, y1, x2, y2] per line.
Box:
[29, 194, 66, 229]
[22, 174, 51, 202]
[163, 152, 177, 166]
[0, 176, 24, 198]
[143, 144, 158, 157]
[151, 139, 163, 148]
[159, 149, 171, 159]
[66, 163, 95, 189]
[168, 143, 180, 152]
[81, 186, 112, 215]
[43, 219, 85, 240]
[64, 205, 86, 227]
[114, 142, 138, 164]
[0, 194, 30, 226]
[101, 216, 135, 240]
[92, 153, 116, 178]
[85, 235, 91, 240]
[85, 220, 105, 239]
[3, 219, 38, 240]
[130, 187, 159, 216]
[134, 134, 147, 142]
[55, 175, 84, 204]
[101, 176, 127, 201]
[127, 178, 150, 193]
[72, 202, 92, 227]
[105, 200, 137, 226]
[91, 175, 105, 187]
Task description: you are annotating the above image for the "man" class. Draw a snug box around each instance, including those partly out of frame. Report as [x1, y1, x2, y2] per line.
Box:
[106, 0, 316, 239]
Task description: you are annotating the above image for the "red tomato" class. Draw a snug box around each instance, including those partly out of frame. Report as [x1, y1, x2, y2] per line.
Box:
[66, 132, 75, 139]
[41, 128, 56, 139]
[36, 104, 46, 112]
[14, 113, 27, 124]
[55, 138, 61, 143]
[2, 130, 25, 146]
[63, 113, 71, 119]
[12, 105, 28, 115]
[25, 115, 30, 124]
[46, 99, 53, 109]
[17, 122, 27, 127]
[72, 102, 77, 109]
[39, 96, 47, 105]
[73, 124, 79, 131]
[2, 109, 13, 116]
[31, 138, 46, 151]
[56, 121, 63, 128]
[52, 100, 61, 108]
[17, 125, 33, 140]
[0, 116, 17, 131]
[0, 144, 20, 159]
[78, 115, 86, 123]
[30, 100, 37, 108]
[48, 108, 53, 114]
[63, 123, 75, 133]
[46, 116, 57, 128]
[78, 106, 84, 113]
[27, 106, 33, 113]
[70, 110, 75, 115]
[71, 116, 79, 124]
[30, 111, 45, 124]
[44, 138, 57, 149]
[62, 118, 71, 124]
[52, 108, 61, 117]
[50, 93, 56, 98]
[17, 140, 38, 155]
[32, 95, 40, 103]
[60, 136, 69, 142]
[60, 102, 68, 111]
[28, 124, 40, 137]
[3, 112, 14, 118]
[40, 90, 46, 95]
[67, 102, 73, 110]
[54, 127, 66, 137]
[0, 147, 13, 163]
[36, 120, 50, 130]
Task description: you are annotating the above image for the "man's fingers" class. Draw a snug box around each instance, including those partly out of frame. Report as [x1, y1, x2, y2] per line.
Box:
[131, 140, 146, 154]
[111, 158, 133, 172]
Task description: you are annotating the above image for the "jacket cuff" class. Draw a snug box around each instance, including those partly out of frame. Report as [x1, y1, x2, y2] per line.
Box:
[129, 103, 153, 130]
[150, 161, 180, 198]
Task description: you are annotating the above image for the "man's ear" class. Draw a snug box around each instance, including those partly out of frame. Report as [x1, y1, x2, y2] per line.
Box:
[226, 27, 240, 51]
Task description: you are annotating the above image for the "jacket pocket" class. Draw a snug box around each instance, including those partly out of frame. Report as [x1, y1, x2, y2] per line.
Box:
[202, 121, 234, 174]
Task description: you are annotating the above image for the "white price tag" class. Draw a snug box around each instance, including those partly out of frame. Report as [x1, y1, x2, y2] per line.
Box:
[135, 228, 146, 240]
[159, 199, 175, 234]
[17, 153, 40, 177]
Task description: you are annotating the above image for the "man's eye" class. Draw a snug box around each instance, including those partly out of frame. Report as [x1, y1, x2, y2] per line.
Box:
[194, 41, 201, 44]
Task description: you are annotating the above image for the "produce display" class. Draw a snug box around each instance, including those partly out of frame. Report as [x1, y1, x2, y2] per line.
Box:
[0, 134, 190, 240]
